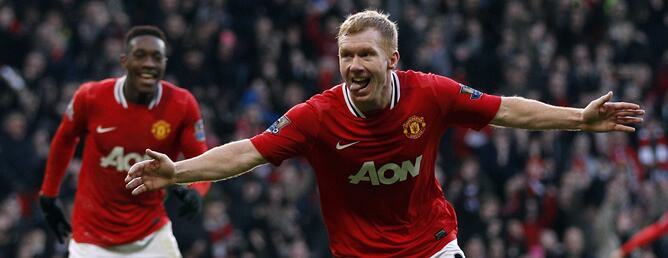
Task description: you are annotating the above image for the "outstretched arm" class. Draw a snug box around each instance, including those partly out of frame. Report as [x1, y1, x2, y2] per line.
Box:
[125, 139, 267, 195]
[491, 92, 644, 132]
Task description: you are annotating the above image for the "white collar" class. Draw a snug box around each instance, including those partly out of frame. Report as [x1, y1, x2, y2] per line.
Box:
[114, 76, 163, 109]
[343, 71, 400, 118]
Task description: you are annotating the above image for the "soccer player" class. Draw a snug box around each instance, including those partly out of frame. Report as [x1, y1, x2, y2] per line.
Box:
[125, 11, 644, 257]
[609, 212, 668, 258]
[39, 26, 210, 258]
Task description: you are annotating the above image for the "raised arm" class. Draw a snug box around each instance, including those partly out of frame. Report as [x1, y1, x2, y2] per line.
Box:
[490, 92, 644, 132]
[125, 139, 267, 195]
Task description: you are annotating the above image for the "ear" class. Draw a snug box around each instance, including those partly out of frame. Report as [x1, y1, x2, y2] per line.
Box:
[388, 51, 400, 69]
[120, 54, 128, 68]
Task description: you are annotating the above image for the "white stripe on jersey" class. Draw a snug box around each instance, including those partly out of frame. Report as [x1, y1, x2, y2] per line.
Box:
[114, 76, 128, 109]
[343, 83, 366, 118]
[343, 71, 400, 118]
[113, 76, 163, 110]
[148, 82, 163, 110]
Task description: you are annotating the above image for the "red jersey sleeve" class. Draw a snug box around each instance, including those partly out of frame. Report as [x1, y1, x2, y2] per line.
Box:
[179, 92, 210, 196]
[40, 83, 91, 197]
[250, 103, 319, 166]
[621, 212, 668, 256]
[430, 74, 501, 130]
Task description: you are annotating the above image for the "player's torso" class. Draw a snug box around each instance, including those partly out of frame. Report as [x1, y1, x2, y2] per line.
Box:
[307, 73, 448, 221]
[315, 97, 441, 187]
[84, 80, 185, 174]
[76, 79, 189, 208]
[307, 72, 459, 256]
[71, 78, 191, 245]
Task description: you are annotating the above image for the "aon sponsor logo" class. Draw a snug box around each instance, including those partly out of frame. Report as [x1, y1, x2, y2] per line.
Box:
[348, 155, 422, 185]
[100, 146, 149, 172]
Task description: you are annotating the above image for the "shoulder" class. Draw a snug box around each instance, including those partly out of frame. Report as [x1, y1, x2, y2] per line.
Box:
[160, 80, 198, 103]
[304, 84, 343, 113]
[79, 78, 115, 92]
[399, 70, 461, 95]
[396, 70, 457, 88]
[75, 78, 117, 100]
[160, 81, 193, 96]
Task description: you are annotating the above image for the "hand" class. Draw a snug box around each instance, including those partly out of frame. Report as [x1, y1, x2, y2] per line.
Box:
[39, 196, 71, 243]
[125, 149, 177, 195]
[171, 185, 203, 221]
[581, 91, 644, 132]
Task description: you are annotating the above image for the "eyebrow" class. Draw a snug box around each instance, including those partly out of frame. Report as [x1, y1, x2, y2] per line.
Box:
[340, 46, 377, 55]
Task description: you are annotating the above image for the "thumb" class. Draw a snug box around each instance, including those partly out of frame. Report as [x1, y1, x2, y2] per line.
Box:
[145, 149, 164, 161]
[594, 91, 613, 106]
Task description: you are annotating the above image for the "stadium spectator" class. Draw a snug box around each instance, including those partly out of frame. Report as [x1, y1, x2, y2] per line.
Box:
[125, 10, 643, 257]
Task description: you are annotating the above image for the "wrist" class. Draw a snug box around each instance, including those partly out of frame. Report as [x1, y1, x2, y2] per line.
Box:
[576, 108, 586, 131]
[173, 161, 184, 184]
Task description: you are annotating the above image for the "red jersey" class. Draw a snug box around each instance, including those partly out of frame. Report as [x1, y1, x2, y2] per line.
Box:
[40, 77, 209, 246]
[251, 70, 501, 257]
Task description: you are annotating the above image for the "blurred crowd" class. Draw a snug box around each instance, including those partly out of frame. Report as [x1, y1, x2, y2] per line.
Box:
[0, 0, 667, 257]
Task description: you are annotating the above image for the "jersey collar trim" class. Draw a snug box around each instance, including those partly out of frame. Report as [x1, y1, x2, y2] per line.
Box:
[343, 71, 400, 118]
[114, 76, 163, 110]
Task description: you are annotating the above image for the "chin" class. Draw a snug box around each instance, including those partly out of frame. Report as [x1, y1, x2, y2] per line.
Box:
[137, 83, 157, 93]
[351, 94, 373, 104]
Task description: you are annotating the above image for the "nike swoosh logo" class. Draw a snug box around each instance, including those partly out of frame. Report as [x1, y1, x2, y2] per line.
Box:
[96, 126, 116, 133]
[336, 141, 359, 150]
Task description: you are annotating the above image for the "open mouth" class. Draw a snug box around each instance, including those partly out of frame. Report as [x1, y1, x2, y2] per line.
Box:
[139, 72, 158, 80]
[348, 77, 370, 91]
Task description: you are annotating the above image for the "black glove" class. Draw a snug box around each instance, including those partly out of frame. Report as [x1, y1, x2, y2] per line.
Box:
[39, 196, 71, 243]
[171, 185, 202, 221]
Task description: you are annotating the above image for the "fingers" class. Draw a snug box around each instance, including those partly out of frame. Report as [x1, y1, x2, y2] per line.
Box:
[131, 184, 148, 195]
[616, 116, 643, 124]
[612, 110, 645, 117]
[603, 102, 642, 110]
[126, 177, 153, 195]
[63, 221, 72, 233]
[126, 159, 150, 182]
[126, 177, 144, 190]
[613, 124, 636, 133]
[54, 223, 71, 243]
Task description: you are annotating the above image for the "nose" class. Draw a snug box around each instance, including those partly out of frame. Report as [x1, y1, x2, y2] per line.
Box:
[349, 56, 364, 72]
[142, 57, 158, 68]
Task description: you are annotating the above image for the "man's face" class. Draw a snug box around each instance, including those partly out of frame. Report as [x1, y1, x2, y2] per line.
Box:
[338, 29, 398, 109]
[121, 35, 166, 93]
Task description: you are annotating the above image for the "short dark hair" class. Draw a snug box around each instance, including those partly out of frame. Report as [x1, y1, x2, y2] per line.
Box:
[124, 25, 167, 52]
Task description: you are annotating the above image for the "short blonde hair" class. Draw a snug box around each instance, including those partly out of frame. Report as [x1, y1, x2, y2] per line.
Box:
[337, 10, 398, 56]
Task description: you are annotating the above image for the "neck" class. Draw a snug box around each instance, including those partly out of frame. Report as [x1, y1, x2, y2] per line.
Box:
[355, 73, 393, 113]
[355, 87, 390, 113]
[123, 81, 155, 105]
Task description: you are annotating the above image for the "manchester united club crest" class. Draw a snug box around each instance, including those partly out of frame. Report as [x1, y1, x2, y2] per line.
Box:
[151, 120, 171, 140]
[402, 115, 426, 139]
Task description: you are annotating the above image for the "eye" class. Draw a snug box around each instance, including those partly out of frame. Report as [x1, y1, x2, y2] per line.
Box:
[133, 51, 146, 59]
[153, 54, 165, 62]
